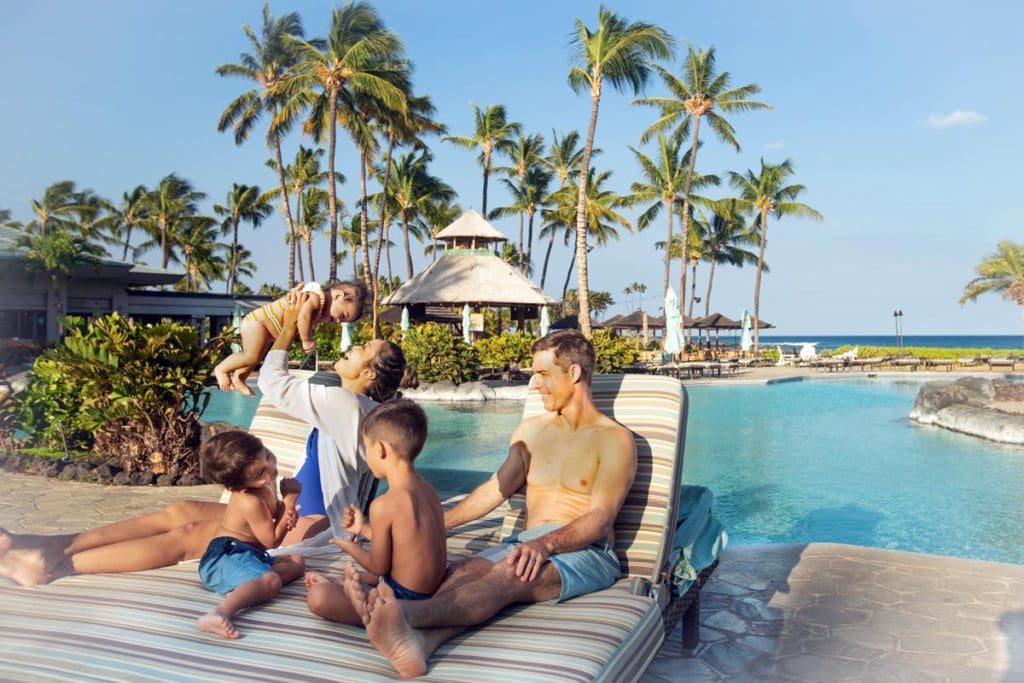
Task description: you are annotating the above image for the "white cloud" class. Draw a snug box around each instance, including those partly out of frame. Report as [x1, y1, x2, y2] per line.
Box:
[924, 110, 987, 129]
[765, 141, 784, 149]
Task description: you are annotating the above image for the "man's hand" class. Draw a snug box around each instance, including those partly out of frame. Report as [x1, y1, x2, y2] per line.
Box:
[341, 503, 367, 539]
[301, 339, 317, 353]
[281, 294, 308, 329]
[506, 538, 550, 582]
[279, 477, 302, 498]
[284, 283, 306, 305]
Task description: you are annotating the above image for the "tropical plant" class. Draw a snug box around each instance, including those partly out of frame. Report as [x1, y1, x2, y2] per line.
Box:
[443, 103, 522, 217]
[258, 283, 287, 297]
[636, 42, 770, 300]
[400, 322, 479, 383]
[383, 150, 455, 279]
[562, 289, 615, 316]
[959, 241, 1024, 333]
[698, 198, 761, 315]
[591, 328, 638, 373]
[25, 180, 83, 236]
[491, 165, 553, 276]
[277, 1, 407, 283]
[729, 159, 823, 349]
[496, 133, 546, 260]
[143, 174, 207, 271]
[475, 332, 535, 368]
[216, 2, 305, 286]
[225, 245, 258, 294]
[70, 189, 111, 253]
[96, 185, 150, 262]
[623, 281, 647, 312]
[538, 129, 588, 288]
[168, 217, 226, 293]
[214, 183, 271, 294]
[421, 197, 462, 262]
[15, 231, 104, 328]
[14, 356, 92, 454]
[567, 7, 673, 336]
[17, 314, 230, 473]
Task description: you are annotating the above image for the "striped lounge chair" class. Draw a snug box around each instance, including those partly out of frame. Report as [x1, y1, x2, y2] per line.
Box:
[0, 374, 705, 682]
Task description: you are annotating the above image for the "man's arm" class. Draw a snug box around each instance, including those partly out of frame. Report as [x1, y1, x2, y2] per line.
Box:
[443, 430, 529, 530]
[297, 298, 318, 351]
[507, 425, 636, 581]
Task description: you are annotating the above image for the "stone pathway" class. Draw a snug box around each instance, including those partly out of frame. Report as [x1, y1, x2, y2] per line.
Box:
[2, 472, 1023, 681]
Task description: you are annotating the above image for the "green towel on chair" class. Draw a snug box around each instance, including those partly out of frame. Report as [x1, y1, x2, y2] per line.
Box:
[668, 485, 728, 596]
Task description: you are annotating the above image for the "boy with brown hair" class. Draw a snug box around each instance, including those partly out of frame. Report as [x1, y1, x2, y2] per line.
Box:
[195, 431, 306, 639]
[304, 399, 447, 625]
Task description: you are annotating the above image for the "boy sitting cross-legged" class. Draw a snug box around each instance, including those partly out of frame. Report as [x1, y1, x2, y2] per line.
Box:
[305, 399, 447, 624]
[195, 431, 306, 639]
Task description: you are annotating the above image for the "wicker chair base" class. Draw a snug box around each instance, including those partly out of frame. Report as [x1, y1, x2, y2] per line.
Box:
[662, 560, 719, 654]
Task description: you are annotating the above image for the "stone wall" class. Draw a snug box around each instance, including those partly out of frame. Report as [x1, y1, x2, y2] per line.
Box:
[909, 377, 1024, 445]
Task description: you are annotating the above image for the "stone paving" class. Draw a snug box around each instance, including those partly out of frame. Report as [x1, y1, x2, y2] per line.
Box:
[3, 472, 1023, 682]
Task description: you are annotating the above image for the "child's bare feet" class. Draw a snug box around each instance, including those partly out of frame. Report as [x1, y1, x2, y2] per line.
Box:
[304, 571, 331, 590]
[197, 611, 241, 639]
[0, 547, 53, 586]
[365, 580, 427, 679]
[231, 371, 254, 397]
[214, 367, 233, 392]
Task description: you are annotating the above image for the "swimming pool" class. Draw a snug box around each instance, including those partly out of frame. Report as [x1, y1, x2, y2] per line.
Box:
[204, 379, 1024, 565]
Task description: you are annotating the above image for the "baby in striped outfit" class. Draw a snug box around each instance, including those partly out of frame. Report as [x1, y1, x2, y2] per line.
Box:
[214, 280, 366, 396]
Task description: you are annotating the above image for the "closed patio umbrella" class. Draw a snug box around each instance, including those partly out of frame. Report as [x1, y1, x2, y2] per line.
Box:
[740, 310, 753, 353]
[339, 322, 354, 352]
[462, 303, 472, 344]
[540, 305, 550, 337]
[231, 305, 243, 353]
[663, 288, 684, 356]
[400, 305, 410, 331]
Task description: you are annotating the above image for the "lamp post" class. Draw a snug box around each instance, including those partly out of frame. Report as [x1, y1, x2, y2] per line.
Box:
[893, 310, 904, 351]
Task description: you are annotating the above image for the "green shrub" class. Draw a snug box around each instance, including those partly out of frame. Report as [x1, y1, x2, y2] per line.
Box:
[14, 313, 230, 472]
[833, 345, 1024, 360]
[400, 322, 479, 383]
[475, 332, 535, 368]
[591, 329, 638, 374]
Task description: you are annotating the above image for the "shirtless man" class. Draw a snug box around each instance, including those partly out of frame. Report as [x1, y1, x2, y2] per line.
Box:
[344, 329, 637, 678]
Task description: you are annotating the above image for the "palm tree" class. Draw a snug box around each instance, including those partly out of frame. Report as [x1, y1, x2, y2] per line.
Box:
[960, 241, 1024, 335]
[636, 43, 770, 310]
[71, 189, 110, 253]
[538, 130, 590, 289]
[144, 174, 207, 271]
[26, 180, 83, 236]
[542, 167, 634, 298]
[497, 133, 546, 258]
[268, 145, 334, 280]
[422, 197, 462, 262]
[97, 186, 149, 261]
[443, 104, 522, 217]
[214, 183, 271, 294]
[15, 230, 103, 331]
[225, 245, 258, 294]
[730, 159, 823, 350]
[277, 1, 407, 283]
[699, 199, 761, 315]
[168, 217, 226, 293]
[490, 165, 553, 276]
[216, 3, 305, 287]
[385, 150, 455, 279]
[298, 186, 336, 282]
[568, 7, 673, 337]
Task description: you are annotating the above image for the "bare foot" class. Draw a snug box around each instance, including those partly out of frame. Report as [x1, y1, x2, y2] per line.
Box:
[0, 548, 53, 586]
[305, 571, 331, 590]
[197, 611, 241, 639]
[365, 580, 427, 679]
[342, 561, 370, 622]
[215, 368, 233, 392]
[231, 372, 254, 397]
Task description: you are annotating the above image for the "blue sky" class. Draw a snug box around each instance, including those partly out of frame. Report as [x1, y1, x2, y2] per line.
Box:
[2, 0, 1022, 335]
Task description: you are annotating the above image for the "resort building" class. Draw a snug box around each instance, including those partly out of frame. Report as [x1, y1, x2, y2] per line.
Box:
[0, 225, 269, 343]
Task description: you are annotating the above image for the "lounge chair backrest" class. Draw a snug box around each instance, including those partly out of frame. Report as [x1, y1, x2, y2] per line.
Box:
[502, 374, 688, 584]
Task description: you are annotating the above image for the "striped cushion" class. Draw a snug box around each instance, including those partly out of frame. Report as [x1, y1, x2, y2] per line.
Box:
[503, 374, 687, 584]
[0, 503, 662, 682]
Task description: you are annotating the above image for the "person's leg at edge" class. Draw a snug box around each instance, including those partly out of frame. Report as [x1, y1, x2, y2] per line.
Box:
[198, 553, 305, 639]
[352, 559, 561, 679]
[220, 321, 270, 396]
[0, 505, 225, 586]
[306, 563, 363, 625]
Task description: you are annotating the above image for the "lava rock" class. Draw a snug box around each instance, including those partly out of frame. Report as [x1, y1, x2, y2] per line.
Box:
[129, 471, 155, 486]
[57, 466, 77, 481]
[93, 464, 115, 480]
[112, 472, 132, 486]
[155, 473, 177, 487]
[36, 459, 60, 477]
[73, 466, 98, 483]
[176, 472, 205, 487]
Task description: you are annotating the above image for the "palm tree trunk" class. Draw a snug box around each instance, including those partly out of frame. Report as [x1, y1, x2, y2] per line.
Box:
[271, 126, 297, 288]
[294, 184, 304, 284]
[678, 115, 702, 298]
[350, 245, 358, 280]
[525, 208, 535, 276]
[688, 260, 699, 327]
[481, 153, 490, 217]
[229, 217, 239, 294]
[563, 240, 577, 299]
[371, 133, 397, 338]
[432, 235, 438, 262]
[753, 211, 768, 352]
[704, 256, 716, 316]
[121, 222, 132, 262]
[663, 199, 674, 301]
[160, 219, 169, 270]
[306, 237, 316, 282]
[359, 149, 371, 287]
[326, 88, 340, 284]
[540, 231, 556, 289]
[295, 231, 305, 283]
[679, 258, 687, 347]
[518, 211, 525, 271]
[575, 86, 602, 338]
[402, 210, 414, 280]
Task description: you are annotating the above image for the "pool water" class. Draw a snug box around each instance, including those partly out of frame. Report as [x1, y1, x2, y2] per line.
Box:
[203, 379, 1024, 565]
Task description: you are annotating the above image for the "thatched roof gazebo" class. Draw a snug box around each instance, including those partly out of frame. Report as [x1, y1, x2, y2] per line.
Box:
[603, 310, 667, 330]
[382, 210, 554, 332]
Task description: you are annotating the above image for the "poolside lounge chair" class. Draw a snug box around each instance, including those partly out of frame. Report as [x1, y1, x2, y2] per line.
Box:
[924, 358, 954, 371]
[989, 356, 1016, 371]
[0, 374, 721, 682]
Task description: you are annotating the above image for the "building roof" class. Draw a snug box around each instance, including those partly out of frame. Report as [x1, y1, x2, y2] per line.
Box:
[382, 251, 555, 306]
[434, 209, 508, 243]
[0, 225, 183, 286]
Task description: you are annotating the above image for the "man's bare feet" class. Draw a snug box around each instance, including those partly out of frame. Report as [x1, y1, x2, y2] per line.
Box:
[342, 561, 370, 622]
[365, 580, 427, 679]
[0, 548, 53, 586]
[231, 371, 254, 397]
[197, 611, 241, 639]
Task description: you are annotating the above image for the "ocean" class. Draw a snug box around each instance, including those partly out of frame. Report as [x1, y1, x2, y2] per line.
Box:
[751, 335, 1024, 351]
